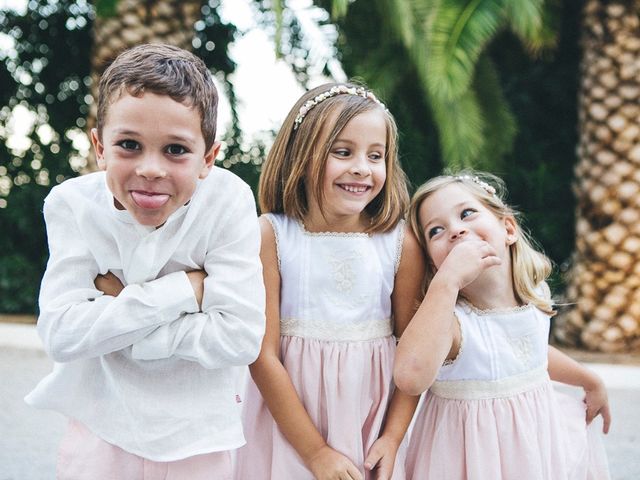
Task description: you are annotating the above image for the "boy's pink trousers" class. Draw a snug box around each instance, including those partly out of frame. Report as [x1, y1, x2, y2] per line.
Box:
[57, 420, 232, 480]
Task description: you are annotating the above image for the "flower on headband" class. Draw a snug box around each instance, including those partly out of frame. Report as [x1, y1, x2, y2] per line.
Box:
[293, 85, 386, 130]
[457, 175, 497, 196]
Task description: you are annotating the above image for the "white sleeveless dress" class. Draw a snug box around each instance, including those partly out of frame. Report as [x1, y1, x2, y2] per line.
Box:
[405, 301, 610, 480]
[235, 213, 407, 479]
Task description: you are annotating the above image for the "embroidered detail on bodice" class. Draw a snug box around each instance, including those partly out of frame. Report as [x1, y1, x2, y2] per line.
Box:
[328, 249, 362, 293]
[280, 317, 393, 341]
[507, 333, 535, 368]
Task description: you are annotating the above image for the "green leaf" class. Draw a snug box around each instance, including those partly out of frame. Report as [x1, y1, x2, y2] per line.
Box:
[331, 0, 350, 18]
[423, 0, 505, 101]
[474, 55, 517, 170]
[94, 0, 119, 18]
[504, 0, 556, 52]
[373, 0, 415, 48]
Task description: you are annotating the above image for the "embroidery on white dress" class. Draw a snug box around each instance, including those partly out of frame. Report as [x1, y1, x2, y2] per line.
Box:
[507, 334, 534, 368]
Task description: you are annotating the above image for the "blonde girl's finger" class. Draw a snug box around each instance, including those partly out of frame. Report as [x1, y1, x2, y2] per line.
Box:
[601, 404, 611, 434]
[346, 465, 364, 480]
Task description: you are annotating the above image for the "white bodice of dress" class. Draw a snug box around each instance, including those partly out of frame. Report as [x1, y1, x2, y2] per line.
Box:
[438, 301, 551, 382]
[265, 214, 404, 341]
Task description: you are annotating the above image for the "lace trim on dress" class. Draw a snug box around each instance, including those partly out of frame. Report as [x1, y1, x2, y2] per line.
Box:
[459, 299, 533, 316]
[394, 220, 405, 275]
[264, 214, 282, 271]
[430, 365, 549, 400]
[280, 317, 393, 341]
[442, 311, 464, 367]
[297, 220, 370, 237]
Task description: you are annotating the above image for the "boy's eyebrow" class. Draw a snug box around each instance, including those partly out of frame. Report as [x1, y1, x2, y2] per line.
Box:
[112, 129, 198, 144]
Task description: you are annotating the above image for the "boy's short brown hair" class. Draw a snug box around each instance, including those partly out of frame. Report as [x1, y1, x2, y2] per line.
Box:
[96, 44, 218, 151]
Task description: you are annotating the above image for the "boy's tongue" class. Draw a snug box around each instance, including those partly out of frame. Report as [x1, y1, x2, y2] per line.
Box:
[131, 191, 170, 209]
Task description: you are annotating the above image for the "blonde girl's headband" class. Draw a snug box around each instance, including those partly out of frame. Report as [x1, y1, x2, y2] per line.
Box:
[293, 85, 386, 130]
[455, 174, 497, 196]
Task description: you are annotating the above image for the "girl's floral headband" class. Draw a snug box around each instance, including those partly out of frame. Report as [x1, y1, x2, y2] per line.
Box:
[293, 85, 386, 130]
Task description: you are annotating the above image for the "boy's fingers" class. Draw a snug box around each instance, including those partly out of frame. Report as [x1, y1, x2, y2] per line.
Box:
[364, 448, 382, 470]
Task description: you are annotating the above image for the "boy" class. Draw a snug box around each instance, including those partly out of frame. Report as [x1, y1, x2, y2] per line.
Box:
[25, 44, 265, 479]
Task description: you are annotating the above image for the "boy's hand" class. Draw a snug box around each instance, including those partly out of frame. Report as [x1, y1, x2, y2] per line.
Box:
[364, 435, 399, 480]
[584, 377, 611, 434]
[186, 270, 207, 310]
[94, 272, 124, 297]
[437, 240, 501, 290]
[307, 445, 363, 480]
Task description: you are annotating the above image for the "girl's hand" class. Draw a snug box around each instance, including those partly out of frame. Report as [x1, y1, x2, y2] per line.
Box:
[364, 435, 399, 480]
[437, 240, 501, 290]
[94, 272, 124, 297]
[307, 445, 363, 480]
[584, 377, 611, 434]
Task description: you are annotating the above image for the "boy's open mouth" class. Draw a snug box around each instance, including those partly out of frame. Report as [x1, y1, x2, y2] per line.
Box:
[131, 190, 170, 209]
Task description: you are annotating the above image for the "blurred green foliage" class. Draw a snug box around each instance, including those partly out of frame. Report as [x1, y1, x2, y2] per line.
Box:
[1, 0, 583, 312]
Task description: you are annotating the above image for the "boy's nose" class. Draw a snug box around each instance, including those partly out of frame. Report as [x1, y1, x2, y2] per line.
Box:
[136, 156, 167, 180]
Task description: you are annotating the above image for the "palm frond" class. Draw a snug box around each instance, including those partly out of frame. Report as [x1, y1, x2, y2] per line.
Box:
[430, 88, 485, 168]
[423, 0, 505, 101]
[273, 0, 284, 58]
[373, 0, 416, 48]
[331, 0, 350, 19]
[503, 0, 556, 53]
[473, 55, 517, 170]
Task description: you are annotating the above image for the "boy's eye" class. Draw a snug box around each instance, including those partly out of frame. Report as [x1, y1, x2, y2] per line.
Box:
[428, 226, 443, 239]
[461, 208, 476, 219]
[166, 144, 188, 155]
[117, 139, 140, 150]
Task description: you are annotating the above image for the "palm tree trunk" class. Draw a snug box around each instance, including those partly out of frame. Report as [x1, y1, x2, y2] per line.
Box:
[86, 0, 202, 170]
[556, 0, 640, 352]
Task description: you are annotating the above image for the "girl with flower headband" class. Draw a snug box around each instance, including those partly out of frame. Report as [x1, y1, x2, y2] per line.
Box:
[234, 82, 424, 480]
[396, 171, 611, 479]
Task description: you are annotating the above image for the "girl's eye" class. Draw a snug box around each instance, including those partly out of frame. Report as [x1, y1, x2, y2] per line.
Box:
[333, 148, 350, 157]
[166, 144, 188, 155]
[369, 152, 384, 162]
[428, 226, 443, 239]
[461, 208, 476, 219]
[117, 139, 140, 151]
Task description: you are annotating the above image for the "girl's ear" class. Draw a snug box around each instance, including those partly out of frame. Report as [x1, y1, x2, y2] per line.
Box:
[504, 215, 518, 245]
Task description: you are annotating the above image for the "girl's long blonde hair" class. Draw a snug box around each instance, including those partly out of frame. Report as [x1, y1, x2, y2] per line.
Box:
[408, 171, 555, 316]
[258, 82, 409, 233]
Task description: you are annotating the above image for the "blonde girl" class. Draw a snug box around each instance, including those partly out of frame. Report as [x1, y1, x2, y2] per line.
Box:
[234, 83, 424, 480]
[396, 171, 611, 480]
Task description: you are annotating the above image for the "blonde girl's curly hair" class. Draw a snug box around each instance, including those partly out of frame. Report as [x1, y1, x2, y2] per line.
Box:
[408, 170, 555, 316]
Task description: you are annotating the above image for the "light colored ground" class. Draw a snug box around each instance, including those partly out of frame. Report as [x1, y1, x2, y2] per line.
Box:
[1, 323, 639, 480]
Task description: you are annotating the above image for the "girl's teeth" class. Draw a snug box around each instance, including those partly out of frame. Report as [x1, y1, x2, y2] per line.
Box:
[342, 185, 367, 193]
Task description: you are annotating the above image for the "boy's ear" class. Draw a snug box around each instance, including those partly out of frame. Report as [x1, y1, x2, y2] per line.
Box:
[199, 141, 221, 179]
[504, 215, 518, 245]
[90, 128, 106, 170]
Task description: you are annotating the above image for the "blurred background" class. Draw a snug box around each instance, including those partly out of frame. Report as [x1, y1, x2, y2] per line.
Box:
[1, 0, 639, 355]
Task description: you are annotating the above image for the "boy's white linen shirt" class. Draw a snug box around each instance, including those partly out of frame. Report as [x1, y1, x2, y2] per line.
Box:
[25, 167, 266, 461]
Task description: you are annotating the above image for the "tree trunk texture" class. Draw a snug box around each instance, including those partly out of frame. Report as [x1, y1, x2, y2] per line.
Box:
[555, 0, 640, 352]
[86, 0, 202, 171]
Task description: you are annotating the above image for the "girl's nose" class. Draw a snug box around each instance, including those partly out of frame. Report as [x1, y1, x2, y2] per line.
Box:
[136, 155, 167, 180]
[450, 228, 467, 240]
[350, 155, 371, 177]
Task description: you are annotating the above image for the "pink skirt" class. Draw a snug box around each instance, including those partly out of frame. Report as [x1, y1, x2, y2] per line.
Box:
[57, 419, 232, 480]
[405, 380, 609, 480]
[235, 335, 406, 480]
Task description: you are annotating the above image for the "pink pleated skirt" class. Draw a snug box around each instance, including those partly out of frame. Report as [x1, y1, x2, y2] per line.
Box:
[57, 419, 232, 480]
[235, 335, 406, 480]
[405, 380, 610, 480]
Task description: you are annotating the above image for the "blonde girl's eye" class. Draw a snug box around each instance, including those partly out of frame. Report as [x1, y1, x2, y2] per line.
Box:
[428, 226, 443, 239]
[369, 151, 384, 162]
[461, 208, 477, 219]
